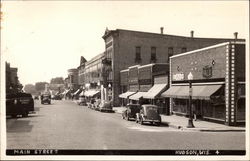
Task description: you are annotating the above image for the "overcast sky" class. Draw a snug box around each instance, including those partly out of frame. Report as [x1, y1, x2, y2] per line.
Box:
[1, 1, 248, 86]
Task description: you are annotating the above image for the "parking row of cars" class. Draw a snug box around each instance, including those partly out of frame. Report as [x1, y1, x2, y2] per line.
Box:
[122, 104, 162, 126]
[77, 96, 113, 112]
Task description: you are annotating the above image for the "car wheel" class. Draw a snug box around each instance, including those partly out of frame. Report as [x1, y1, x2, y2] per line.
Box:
[22, 111, 28, 117]
[139, 118, 144, 125]
[156, 122, 161, 126]
[126, 116, 130, 121]
[11, 114, 17, 118]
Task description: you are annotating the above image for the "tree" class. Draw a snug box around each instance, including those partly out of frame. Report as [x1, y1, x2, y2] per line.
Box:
[50, 77, 64, 84]
[35, 82, 48, 92]
[24, 84, 36, 94]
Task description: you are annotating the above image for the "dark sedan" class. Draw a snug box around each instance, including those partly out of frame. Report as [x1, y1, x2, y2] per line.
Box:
[122, 104, 141, 121]
[135, 104, 161, 126]
[6, 92, 34, 118]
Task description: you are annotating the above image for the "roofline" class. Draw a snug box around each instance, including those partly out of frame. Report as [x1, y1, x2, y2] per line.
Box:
[103, 28, 245, 41]
[170, 41, 245, 59]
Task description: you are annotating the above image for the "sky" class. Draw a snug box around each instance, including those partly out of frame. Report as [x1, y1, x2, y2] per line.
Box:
[1, 1, 249, 86]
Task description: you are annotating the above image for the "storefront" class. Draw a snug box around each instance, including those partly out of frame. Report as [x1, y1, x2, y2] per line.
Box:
[162, 42, 245, 126]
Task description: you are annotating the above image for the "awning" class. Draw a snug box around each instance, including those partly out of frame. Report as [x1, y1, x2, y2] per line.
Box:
[129, 92, 147, 100]
[119, 91, 136, 99]
[62, 89, 70, 95]
[79, 91, 85, 96]
[161, 85, 222, 100]
[143, 84, 167, 99]
[84, 90, 100, 97]
[73, 89, 82, 95]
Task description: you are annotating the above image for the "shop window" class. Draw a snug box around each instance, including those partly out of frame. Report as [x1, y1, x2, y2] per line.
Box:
[151, 47, 157, 63]
[135, 46, 141, 63]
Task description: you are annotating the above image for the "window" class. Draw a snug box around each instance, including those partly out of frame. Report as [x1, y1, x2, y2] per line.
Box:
[151, 47, 156, 63]
[181, 47, 187, 53]
[135, 46, 141, 63]
[168, 47, 173, 62]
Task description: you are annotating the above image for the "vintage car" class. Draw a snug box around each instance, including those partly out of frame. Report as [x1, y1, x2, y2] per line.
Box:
[98, 100, 113, 112]
[34, 95, 39, 100]
[41, 94, 51, 104]
[77, 96, 87, 106]
[135, 104, 161, 126]
[122, 104, 141, 121]
[6, 92, 34, 118]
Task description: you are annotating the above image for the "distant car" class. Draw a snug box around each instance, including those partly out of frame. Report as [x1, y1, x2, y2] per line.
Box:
[54, 94, 62, 100]
[34, 95, 39, 100]
[122, 104, 141, 121]
[6, 92, 34, 118]
[99, 100, 113, 112]
[135, 104, 161, 126]
[77, 96, 87, 106]
[41, 94, 51, 104]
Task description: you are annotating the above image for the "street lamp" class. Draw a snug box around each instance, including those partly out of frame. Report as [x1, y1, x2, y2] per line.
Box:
[187, 72, 195, 128]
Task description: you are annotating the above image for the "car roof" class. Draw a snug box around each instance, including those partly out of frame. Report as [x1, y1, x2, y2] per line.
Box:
[142, 104, 158, 108]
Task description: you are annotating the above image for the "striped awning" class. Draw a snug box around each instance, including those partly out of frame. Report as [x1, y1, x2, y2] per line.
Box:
[161, 85, 222, 100]
[119, 91, 136, 99]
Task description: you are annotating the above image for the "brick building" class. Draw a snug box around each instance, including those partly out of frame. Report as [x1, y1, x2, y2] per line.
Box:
[161, 41, 245, 126]
[102, 28, 243, 106]
[5, 62, 22, 94]
[120, 63, 169, 114]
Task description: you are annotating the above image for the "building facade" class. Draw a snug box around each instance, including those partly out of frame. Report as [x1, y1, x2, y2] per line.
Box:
[6, 62, 22, 94]
[67, 68, 79, 91]
[102, 28, 242, 106]
[120, 63, 169, 114]
[161, 42, 245, 126]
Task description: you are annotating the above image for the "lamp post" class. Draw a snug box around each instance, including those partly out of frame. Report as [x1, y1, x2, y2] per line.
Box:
[187, 72, 195, 128]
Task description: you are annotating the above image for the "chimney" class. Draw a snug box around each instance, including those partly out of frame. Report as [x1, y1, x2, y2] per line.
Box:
[190, 30, 194, 38]
[160, 27, 164, 34]
[234, 32, 238, 40]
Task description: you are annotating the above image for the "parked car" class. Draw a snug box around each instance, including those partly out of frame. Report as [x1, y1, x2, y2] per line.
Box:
[6, 92, 34, 118]
[122, 104, 141, 121]
[54, 94, 62, 100]
[93, 99, 101, 111]
[34, 95, 39, 100]
[135, 104, 161, 126]
[41, 94, 51, 104]
[77, 96, 87, 106]
[99, 100, 113, 112]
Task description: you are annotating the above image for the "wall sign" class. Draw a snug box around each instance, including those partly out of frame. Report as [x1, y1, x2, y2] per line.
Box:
[172, 73, 184, 81]
[203, 66, 213, 78]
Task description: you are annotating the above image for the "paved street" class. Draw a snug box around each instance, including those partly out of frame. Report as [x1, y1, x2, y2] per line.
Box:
[7, 100, 245, 150]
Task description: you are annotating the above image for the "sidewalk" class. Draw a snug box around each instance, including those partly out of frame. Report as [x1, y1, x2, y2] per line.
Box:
[112, 107, 245, 132]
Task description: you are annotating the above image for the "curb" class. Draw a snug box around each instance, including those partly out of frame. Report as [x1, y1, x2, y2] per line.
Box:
[167, 123, 245, 132]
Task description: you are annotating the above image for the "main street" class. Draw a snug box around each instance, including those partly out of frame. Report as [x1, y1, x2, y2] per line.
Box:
[6, 100, 245, 150]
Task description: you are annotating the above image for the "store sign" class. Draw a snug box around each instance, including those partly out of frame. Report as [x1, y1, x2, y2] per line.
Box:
[203, 66, 213, 78]
[172, 73, 184, 81]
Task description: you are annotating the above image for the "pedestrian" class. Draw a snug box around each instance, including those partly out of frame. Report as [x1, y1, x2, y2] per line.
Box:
[192, 103, 197, 121]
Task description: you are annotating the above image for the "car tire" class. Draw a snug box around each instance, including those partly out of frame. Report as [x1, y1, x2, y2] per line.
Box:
[139, 118, 144, 125]
[11, 114, 17, 118]
[126, 116, 130, 121]
[22, 111, 28, 117]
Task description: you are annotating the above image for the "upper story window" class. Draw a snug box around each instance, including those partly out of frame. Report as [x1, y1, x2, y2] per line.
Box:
[181, 47, 187, 53]
[151, 46, 156, 63]
[135, 46, 141, 63]
[168, 47, 174, 62]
